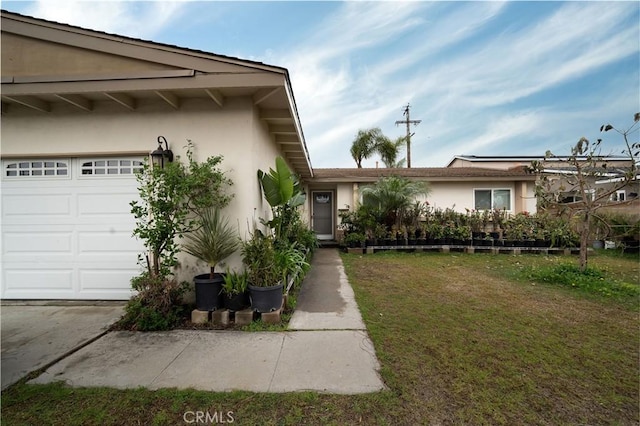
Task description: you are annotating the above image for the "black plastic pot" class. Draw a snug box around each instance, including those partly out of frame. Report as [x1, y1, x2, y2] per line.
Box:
[194, 273, 224, 311]
[223, 291, 250, 311]
[248, 282, 284, 313]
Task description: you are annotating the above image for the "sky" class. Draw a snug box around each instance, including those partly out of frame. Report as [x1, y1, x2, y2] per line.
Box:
[3, 1, 639, 169]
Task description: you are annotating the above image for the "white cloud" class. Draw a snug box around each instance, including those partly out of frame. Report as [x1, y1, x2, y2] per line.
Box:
[276, 1, 638, 168]
[24, 0, 186, 39]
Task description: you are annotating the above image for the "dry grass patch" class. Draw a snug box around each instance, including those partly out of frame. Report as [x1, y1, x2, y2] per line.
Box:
[342, 251, 639, 425]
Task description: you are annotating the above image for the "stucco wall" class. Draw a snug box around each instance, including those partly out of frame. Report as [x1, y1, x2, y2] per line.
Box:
[429, 181, 536, 214]
[336, 183, 354, 212]
[1, 96, 279, 282]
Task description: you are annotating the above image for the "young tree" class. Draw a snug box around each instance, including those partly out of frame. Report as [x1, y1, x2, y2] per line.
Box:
[531, 113, 639, 271]
[130, 142, 233, 279]
[350, 128, 383, 168]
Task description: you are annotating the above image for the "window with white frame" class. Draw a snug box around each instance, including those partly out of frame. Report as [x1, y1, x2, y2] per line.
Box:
[612, 190, 626, 202]
[4, 160, 69, 178]
[81, 159, 144, 176]
[474, 189, 511, 210]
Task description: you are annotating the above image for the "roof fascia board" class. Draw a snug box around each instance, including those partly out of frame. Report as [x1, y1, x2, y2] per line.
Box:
[8, 70, 196, 84]
[2, 14, 285, 75]
[1, 72, 285, 96]
[281, 76, 313, 177]
[309, 175, 535, 183]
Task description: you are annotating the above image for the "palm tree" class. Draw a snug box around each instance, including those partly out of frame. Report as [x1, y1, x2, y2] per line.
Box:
[350, 128, 383, 168]
[377, 136, 407, 168]
[361, 176, 430, 228]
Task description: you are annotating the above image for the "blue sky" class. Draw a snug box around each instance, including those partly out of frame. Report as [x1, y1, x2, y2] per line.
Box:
[3, 1, 639, 168]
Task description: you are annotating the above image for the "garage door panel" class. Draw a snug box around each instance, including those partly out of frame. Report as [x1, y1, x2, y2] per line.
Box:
[77, 228, 141, 255]
[77, 192, 138, 218]
[3, 193, 72, 217]
[79, 269, 139, 292]
[4, 269, 74, 290]
[4, 231, 73, 254]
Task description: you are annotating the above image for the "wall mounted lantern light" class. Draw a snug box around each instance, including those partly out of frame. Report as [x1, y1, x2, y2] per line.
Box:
[151, 136, 174, 168]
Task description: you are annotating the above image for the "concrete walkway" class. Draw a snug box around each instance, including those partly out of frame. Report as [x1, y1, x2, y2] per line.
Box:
[26, 249, 386, 394]
[1, 303, 124, 390]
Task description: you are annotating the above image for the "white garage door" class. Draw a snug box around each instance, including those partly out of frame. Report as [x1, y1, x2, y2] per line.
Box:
[1, 158, 145, 300]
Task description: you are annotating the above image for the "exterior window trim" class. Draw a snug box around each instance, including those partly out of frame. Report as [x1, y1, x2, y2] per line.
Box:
[473, 188, 512, 211]
[3, 159, 71, 180]
[78, 157, 144, 178]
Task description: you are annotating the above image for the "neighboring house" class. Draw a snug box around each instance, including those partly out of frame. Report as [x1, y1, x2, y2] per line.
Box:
[449, 155, 639, 205]
[307, 166, 537, 241]
[309, 155, 638, 242]
[0, 11, 312, 300]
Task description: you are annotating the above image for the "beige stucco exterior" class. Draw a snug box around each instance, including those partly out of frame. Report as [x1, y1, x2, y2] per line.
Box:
[425, 181, 536, 213]
[1, 11, 312, 287]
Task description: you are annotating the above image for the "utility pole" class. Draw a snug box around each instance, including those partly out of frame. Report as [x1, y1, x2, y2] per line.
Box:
[395, 103, 421, 168]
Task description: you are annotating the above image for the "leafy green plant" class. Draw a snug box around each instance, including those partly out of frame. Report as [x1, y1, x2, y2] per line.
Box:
[274, 242, 309, 286]
[290, 221, 319, 254]
[241, 230, 281, 287]
[130, 142, 232, 279]
[257, 156, 306, 241]
[182, 207, 239, 279]
[222, 270, 249, 296]
[344, 232, 365, 247]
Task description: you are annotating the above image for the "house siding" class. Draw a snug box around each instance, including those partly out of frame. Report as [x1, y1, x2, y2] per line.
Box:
[1, 95, 281, 282]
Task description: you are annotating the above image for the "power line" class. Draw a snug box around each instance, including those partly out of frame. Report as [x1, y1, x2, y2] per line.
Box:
[395, 103, 421, 168]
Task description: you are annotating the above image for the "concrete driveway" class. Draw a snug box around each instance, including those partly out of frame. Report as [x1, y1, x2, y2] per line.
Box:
[1, 303, 124, 390]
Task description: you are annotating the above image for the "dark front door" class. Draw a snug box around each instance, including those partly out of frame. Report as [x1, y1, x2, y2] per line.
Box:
[312, 191, 333, 240]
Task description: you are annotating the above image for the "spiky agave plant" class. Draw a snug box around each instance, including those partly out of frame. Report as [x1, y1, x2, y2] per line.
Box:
[182, 207, 239, 279]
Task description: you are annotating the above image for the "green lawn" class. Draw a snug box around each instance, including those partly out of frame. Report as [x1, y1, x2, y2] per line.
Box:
[2, 251, 638, 425]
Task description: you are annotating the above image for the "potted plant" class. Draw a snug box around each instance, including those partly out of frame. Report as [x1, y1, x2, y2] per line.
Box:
[241, 230, 285, 313]
[182, 207, 239, 311]
[344, 232, 365, 248]
[222, 270, 250, 311]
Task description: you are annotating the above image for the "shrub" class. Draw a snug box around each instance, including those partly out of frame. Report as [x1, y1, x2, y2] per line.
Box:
[118, 275, 188, 331]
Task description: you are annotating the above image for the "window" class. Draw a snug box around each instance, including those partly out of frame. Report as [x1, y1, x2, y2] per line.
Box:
[474, 189, 511, 210]
[561, 190, 595, 203]
[81, 159, 144, 176]
[4, 160, 69, 178]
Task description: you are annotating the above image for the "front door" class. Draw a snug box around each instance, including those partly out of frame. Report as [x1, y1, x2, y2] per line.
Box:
[312, 191, 333, 240]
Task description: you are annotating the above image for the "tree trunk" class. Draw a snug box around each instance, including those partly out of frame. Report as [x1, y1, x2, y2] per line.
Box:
[579, 213, 589, 272]
[152, 250, 161, 278]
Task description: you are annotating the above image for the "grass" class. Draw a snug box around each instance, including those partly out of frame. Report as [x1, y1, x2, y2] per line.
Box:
[2, 251, 638, 425]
